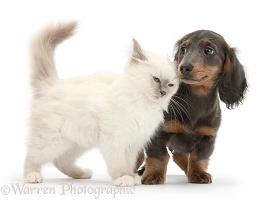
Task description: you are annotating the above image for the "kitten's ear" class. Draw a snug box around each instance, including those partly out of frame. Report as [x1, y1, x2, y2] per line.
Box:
[130, 39, 148, 63]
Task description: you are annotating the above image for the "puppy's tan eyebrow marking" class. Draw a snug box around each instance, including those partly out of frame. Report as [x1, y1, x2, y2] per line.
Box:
[184, 40, 190, 47]
[202, 39, 210, 46]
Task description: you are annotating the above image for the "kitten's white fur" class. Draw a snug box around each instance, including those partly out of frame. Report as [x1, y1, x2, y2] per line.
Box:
[24, 21, 179, 186]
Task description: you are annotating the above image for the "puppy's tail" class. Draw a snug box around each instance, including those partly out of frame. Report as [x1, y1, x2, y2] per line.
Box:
[29, 21, 78, 92]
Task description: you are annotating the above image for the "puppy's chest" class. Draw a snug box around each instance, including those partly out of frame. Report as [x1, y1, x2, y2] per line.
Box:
[163, 123, 203, 153]
[162, 118, 217, 153]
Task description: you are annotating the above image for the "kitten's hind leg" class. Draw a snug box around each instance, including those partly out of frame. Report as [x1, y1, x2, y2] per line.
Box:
[53, 147, 93, 179]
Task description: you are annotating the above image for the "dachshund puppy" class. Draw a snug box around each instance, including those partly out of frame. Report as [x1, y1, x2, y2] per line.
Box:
[139, 30, 248, 184]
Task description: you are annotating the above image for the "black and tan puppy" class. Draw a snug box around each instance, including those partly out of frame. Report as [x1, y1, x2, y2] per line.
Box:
[138, 30, 248, 184]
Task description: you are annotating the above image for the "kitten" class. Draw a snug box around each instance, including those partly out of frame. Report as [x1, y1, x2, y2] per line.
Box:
[24, 21, 179, 186]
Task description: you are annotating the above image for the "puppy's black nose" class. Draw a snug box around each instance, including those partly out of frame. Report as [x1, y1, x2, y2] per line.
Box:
[180, 64, 193, 75]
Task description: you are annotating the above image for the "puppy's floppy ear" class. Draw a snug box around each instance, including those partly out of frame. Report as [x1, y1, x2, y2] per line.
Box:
[173, 38, 183, 62]
[218, 47, 248, 109]
[130, 38, 148, 64]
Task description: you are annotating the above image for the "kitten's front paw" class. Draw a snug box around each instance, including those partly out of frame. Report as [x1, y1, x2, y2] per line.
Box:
[24, 172, 42, 183]
[134, 174, 141, 185]
[79, 168, 93, 179]
[113, 175, 135, 186]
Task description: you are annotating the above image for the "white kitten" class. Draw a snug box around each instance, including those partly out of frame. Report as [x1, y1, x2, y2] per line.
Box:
[24, 21, 179, 186]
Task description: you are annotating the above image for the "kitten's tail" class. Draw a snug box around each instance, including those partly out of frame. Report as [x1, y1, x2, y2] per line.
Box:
[29, 21, 78, 92]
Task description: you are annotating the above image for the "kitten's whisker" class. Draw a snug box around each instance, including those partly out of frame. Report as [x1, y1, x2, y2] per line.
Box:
[173, 95, 196, 110]
[173, 99, 193, 125]
[170, 99, 188, 126]
[173, 102, 186, 124]
[168, 102, 173, 121]
[170, 101, 181, 130]
[171, 98, 193, 125]
[172, 98, 191, 117]
[169, 102, 178, 123]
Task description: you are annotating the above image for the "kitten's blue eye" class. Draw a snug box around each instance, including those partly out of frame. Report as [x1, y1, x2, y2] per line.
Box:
[168, 83, 174, 87]
[153, 77, 160, 83]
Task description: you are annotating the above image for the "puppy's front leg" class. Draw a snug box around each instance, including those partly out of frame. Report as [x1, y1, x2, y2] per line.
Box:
[187, 127, 216, 184]
[141, 132, 170, 185]
[172, 152, 189, 173]
[141, 153, 169, 184]
[187, 150, 212, 183]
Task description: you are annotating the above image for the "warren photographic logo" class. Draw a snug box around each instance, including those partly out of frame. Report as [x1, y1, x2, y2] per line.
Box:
[1, 183, 136, 198]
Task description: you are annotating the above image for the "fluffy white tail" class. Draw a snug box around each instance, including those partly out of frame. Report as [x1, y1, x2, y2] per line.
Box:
[29, 21, 78, 92]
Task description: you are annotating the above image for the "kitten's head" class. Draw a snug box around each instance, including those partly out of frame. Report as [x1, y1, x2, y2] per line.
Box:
[125, 39, 179, 109]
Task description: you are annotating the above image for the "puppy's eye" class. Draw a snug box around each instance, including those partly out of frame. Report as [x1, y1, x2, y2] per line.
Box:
[168, 83, 174, 87]
[153, 77, 160, 83]
[180, 47, 187, 55]
[204, 46, 214, 55]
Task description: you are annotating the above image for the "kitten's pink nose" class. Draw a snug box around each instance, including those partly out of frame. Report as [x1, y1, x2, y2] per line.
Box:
[160, 90, 166, 96]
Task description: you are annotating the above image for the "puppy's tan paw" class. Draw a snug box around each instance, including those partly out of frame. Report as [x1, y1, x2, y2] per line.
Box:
[141, 172, 165, 185]
[188, 171, 212, 184]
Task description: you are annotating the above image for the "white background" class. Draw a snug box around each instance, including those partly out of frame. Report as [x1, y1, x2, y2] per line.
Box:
[0, 0, 278, 199]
